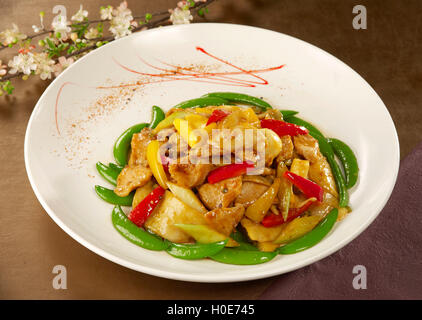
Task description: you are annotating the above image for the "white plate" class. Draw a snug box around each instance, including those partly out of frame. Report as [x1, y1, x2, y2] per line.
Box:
[25, 23, 399, 283]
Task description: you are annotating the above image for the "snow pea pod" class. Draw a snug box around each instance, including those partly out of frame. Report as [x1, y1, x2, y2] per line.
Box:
[285, 116, 324, 137]
[95, 185, 133, 206]
[112, 205, 169, 251]
[148, 105, 165, 129]
[113, 123, 149, 166]
[210, 248, 277, 265]
[202, 92, 273, 111]
[108, 162, 124, 172]
[314, 135, 349, 207]
[166, 240, 227, 260]
[285, 117, 349, 207]
[278, 208, 338, 254]
[96, 162, 121, 186]
[173, 97, 231, 109]
[230, 231, 259, 251]
[280, 110, 299, 120]
[327, 138, 359, 189]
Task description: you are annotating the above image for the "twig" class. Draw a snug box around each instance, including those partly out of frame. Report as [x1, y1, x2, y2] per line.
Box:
[0, 9, 176, 52]
[0, 0, 216, 82]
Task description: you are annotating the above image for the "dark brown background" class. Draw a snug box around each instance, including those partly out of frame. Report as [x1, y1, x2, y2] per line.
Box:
[0, 0, 421, 299]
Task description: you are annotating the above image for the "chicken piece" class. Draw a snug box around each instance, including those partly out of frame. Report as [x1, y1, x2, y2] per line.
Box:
[198, 177, 242, 210]
[309, 158, 338, 197]
[262, 167, 276, 176]
[169, 162, 213, 188]
[293, 134, 322, 163]
[128, 127, 153, 167]
[276, 135, 294, 162]
[204, 205, 245, 236]
[240, 218, 284, 242]
[293, 134, 338, 196]
[114, 165, 152, 197]
[242, 175, 272, 186]
[235, 181, 269, 207]
[308, 192, 339, 217]
[145, 191, 207, 243]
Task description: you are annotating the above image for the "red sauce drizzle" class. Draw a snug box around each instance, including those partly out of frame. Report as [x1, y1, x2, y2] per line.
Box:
[55, 47, 285, 134]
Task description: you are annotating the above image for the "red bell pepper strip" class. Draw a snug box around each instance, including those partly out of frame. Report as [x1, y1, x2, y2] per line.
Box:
[128, 186, 165, 227]
[261, 119, 308, 136]
[207, 161, 254, 184]
[284, 171, 324, 202]
[206, 109, 231, 126]
[261, 198, 316, 227]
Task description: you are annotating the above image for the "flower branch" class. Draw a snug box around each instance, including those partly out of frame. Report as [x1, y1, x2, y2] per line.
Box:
[0, 0, 216, 95]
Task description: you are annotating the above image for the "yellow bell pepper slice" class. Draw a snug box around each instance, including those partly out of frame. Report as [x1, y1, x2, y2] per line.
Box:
[152, 111, 187, 134]
[174, 115, 212, 147]
[185, 114, 208, 127]
[290, 158, 310, 179]
[146, 140, 168, 188]
[242, 107, 260, 126]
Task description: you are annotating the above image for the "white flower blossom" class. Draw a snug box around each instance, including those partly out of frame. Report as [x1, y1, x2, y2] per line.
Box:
[0, 60, 7, 77]
[0, 24, 27, 46]
[169, 8, 193, 25]
[8, 53, 37, 75]
[177, 1, 189, 9]
[51, 15, 71, 40]
[32, 11, 45, 33]
[110, 16, 132, 39]
[100, 6, 113, 20]
[84, 27, 99, 40]
[53, 56, 74, 76]
[109, 1, 133, 39]
[71, 5, 88, 22]
[32, 25, 41, 33]
[33, 53, 55, 80]
[114, 1, 132, 19]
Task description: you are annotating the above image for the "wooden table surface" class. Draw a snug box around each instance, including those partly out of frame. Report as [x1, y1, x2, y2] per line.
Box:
[1, 0, 421, 299]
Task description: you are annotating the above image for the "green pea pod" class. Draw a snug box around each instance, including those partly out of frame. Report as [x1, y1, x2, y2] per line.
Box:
[95, 185, 133, 206]
[173, 97, 231, 109]
[148, 105, 165, 129]
[230, 230, 247, 243]
[108, 162, 124, 172]
[316, 135, 349, 207]
[96, 162, 121, 186]
[113, 123, 148, 166]
[280, 110, 299, 120]
[286, 116, 324, 137]
[166, 240, 227, 260]
[327, 138, 359, 189]
[210, 248, 277, 265]
[230, 231, 259, 251]
[285, 117, 349, 207]
[279, 208, 338, 254]
[111, 205, 169, 251]
[202, 92, 273, 111]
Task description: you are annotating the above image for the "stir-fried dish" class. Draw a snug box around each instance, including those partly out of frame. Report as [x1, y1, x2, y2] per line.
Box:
[95, 92, 359, 265]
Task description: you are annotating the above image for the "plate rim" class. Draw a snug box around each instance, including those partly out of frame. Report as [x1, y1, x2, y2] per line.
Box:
[24, 22, 400, 283]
